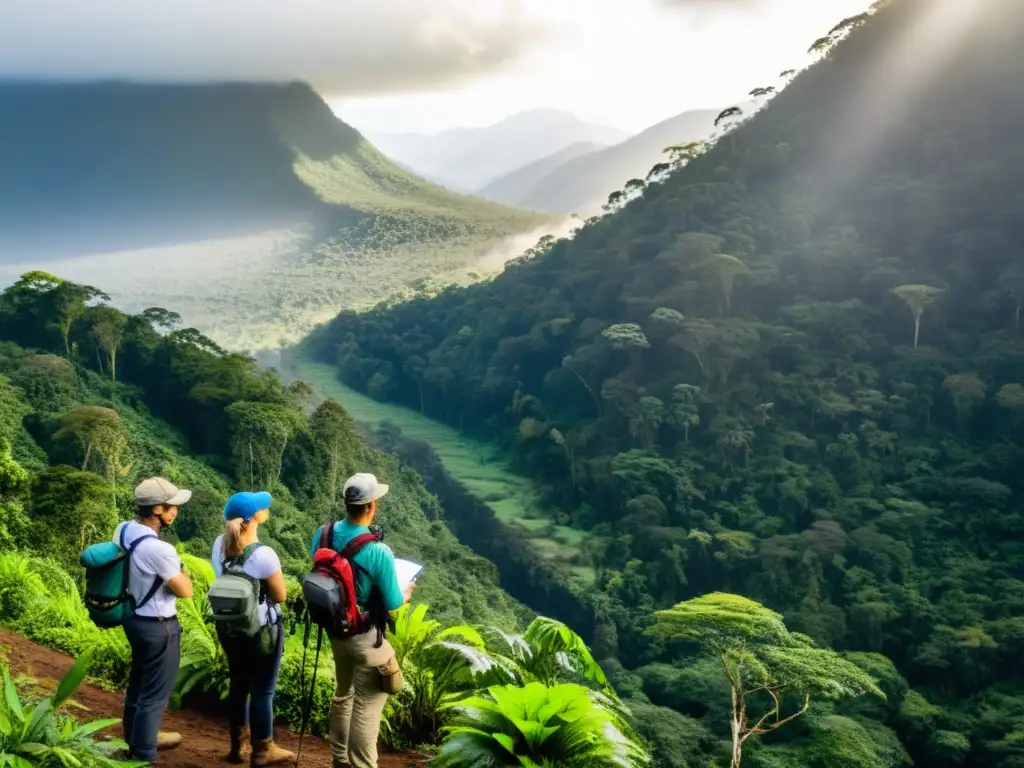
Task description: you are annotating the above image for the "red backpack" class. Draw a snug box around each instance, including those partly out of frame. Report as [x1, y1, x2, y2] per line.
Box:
[301, 522, 380, 639]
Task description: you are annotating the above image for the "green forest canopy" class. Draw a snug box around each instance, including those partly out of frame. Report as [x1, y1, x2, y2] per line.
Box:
[303, 0, 1024, 765]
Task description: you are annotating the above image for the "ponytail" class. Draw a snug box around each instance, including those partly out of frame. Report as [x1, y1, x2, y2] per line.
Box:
[223, 517, 248, 561]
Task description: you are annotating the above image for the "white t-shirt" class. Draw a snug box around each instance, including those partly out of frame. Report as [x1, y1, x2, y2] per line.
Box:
[211, 536, 283, 625]
[113, 521, 183, 619]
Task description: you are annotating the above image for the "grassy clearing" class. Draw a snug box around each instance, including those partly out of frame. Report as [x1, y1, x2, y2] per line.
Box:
[293, 360, 595, 584]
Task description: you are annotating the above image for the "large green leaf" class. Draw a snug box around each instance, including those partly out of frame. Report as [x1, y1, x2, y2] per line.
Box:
[53, 647, 95, 709]
[1, 665, 24, 724]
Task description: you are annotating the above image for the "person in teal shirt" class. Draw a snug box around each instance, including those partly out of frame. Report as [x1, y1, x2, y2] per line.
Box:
[311, 473, 413, 768]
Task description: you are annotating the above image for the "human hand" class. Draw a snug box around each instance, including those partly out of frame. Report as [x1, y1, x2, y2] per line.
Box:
[403, 581, 416, 604]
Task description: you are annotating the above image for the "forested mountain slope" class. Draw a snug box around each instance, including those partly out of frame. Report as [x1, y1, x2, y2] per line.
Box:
[0, 274, 657, 767]
[0, 272, 523, 629]
[305, 1, 1024, 764]
[0, 81, 543, 256]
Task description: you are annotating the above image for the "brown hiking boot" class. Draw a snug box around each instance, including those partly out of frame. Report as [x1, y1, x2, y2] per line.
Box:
[226, 725, 250, 763]
[156, 731, 182, 750]
[250, 737, 295, 766]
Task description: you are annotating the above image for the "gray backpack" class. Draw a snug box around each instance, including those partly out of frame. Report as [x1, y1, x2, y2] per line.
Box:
[208, 543, 266, 637]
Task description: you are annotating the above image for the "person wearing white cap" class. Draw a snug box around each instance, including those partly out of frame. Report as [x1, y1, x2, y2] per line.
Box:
[113, 477, 194, 762]
[309, 473, 414, 768]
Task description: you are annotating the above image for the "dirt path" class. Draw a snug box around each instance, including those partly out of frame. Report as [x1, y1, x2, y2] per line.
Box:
[0, 627, 427, 768]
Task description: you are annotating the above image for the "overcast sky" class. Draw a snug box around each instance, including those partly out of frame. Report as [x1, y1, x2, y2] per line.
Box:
[0, 0, 872, 135]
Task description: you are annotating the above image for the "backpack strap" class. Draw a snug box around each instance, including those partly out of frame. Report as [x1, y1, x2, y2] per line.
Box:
[340, 532, 381, 561]
[123, 526, 164, 610]
[319, 521, 335, 551]
[339, 533, 386, 647]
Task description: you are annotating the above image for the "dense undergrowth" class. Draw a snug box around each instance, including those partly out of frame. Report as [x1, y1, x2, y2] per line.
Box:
[304, 1, 1024, 765]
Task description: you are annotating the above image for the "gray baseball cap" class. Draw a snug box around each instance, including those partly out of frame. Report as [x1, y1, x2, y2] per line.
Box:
[134, 477, 192, 507]
[343, 473, 389, 505]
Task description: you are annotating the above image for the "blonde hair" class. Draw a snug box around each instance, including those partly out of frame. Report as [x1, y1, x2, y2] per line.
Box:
[222, 517, 250, 561]
[222, 509, 269, 561]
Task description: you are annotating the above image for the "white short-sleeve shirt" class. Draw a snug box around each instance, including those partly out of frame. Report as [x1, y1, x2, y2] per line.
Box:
[113, 521, 182, 619]
[211, 535, 283, 625]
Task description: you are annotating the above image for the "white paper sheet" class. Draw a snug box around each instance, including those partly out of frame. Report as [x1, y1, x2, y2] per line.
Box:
[394, 558, 425, 591]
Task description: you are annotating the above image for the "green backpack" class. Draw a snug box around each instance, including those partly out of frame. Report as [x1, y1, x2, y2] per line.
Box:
[80, 526, 163, 628]
[207, 543, 266, 638]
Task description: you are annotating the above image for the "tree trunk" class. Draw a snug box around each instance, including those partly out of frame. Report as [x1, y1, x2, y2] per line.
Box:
[730, 687, 744, 768]
[913, 311, 921, 349]
[567, 365, 601, 415]
[329, 447, 338, 504]
[684, 423, 690, 442]
[248, 440, 255, 487]
[83, 440, 93, 471]
[110, 349, 117, 383]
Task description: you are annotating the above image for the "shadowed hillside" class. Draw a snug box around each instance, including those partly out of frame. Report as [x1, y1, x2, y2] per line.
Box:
[0, 80, 553, 351]
[0, 80, 546, 256]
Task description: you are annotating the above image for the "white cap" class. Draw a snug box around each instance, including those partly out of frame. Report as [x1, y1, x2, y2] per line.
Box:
[343, 473, 389, 505]
[134, 477, 192, 507]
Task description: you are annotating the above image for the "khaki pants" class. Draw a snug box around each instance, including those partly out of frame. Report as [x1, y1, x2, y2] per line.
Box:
[328, 632, 394, 768]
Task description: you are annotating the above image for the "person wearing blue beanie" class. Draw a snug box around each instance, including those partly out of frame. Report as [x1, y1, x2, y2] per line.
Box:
[211, 492, 294, 766]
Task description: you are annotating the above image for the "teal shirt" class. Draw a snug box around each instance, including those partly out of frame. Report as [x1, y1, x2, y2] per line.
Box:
[310, 520, 404, 611]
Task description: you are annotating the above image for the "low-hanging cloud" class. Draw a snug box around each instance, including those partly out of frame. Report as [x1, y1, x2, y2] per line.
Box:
[0, 0, 552, 95]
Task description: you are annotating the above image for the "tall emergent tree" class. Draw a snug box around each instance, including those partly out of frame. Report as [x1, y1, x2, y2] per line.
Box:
[651, 593, 884, 768]
[892, 284, 944, 349]
[89, 305, 128, 382]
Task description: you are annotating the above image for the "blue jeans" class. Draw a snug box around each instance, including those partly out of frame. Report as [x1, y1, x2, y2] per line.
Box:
[123, 615, 181, 762]
[219, 621, 284, 740]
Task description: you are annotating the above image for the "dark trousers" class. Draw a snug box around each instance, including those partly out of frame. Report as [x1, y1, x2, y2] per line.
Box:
[219, 621, 284, 740]
[123, 615, 182, 761]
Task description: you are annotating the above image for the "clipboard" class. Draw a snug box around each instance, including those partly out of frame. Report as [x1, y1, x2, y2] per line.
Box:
[394, 557, 425, 591]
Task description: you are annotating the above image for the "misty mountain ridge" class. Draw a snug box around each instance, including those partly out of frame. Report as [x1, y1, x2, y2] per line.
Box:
[0, 79, 543, 258]
[0, 79, 550, 351]
[475, 140, 603, 207]
[480, 104, 751, 214]
[366, 107, 630, 193]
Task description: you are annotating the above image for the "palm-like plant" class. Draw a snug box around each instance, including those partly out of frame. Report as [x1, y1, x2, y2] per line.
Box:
[0, 647, 147, 767]
[477, 616, 614, 699]
[173, 552, 229, 705]
[386, 605, 521, 744]
[432, 682, 649, 768]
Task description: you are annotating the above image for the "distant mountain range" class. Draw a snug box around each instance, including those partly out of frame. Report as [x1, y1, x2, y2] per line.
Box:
[479, 106, 744, 214]
[474, 141, 604, 209]
[365, 108, 631, 193]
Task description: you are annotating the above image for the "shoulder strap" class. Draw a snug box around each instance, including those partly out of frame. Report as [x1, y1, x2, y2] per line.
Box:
[125, 528, 158, 555]
[340, 532, 381, 561]
[319, 521, 335, 551]
[239, 542, 263, 565]
[122, 526, 164, 610]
